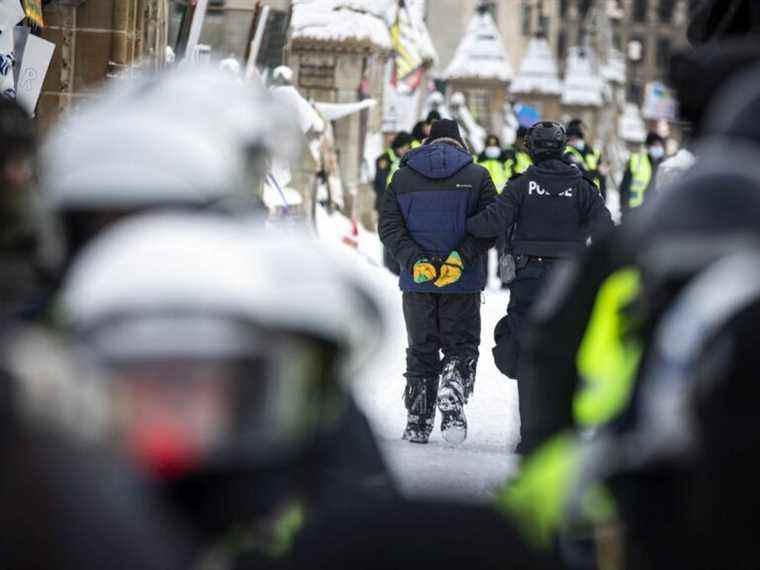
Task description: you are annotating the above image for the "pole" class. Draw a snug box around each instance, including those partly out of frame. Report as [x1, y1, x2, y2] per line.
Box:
[245, 4, 270, 79]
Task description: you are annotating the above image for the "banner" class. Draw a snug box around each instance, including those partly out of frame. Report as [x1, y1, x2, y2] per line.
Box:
[642, 81, 678, 122]
[15, 33, 55, 114]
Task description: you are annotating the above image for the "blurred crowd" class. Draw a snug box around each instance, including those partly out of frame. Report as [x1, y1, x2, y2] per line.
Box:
[2, 1, 760, 569]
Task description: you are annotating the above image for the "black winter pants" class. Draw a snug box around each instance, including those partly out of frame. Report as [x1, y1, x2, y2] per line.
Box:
[402, 292, 481, 389]
[492, 257, 555, 447]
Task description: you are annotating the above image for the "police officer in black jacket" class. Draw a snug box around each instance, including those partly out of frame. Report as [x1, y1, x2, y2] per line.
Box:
[465, 121, 613, 452]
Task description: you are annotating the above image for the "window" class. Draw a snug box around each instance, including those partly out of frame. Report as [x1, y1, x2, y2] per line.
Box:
[579, 0, 593, 18]
[469, 90, 491, 127]
[539, 14, 550, 35]
[656, 37, 671, 70]
[559, 0, 568, 18]
[557, 30, 567, 61]
[522, 2, 532, 36]
[633, 0, 647, 22]
[658, 0, 674, 22]
[628, 82, 643, 105]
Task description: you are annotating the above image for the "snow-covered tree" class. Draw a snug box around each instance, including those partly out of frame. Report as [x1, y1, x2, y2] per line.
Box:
[561, 47, 603, 108]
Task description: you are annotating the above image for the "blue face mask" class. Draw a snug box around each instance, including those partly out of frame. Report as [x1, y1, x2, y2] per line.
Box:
[573, 140, 586, 151]
[649, 145, 665, 160]
[485, 146, 501, 159]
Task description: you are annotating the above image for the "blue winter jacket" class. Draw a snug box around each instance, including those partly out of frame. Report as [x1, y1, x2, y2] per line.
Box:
[378, 141, 497, 293]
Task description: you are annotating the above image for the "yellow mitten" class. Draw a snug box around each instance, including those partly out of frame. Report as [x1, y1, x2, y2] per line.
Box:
[413, 258, 437, 284]
[434, 251, 464, 288]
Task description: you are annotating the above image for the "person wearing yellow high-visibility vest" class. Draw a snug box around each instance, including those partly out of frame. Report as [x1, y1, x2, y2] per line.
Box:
[619, 132, 666, 219]
[477, 134, 510, 192]
[504, 126, 533, 180]
[564, 119, 607, 198]
[375, 131, 413, 275]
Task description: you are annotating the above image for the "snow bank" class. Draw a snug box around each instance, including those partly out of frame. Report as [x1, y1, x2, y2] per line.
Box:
[290, 0, 392, 50]
[444, 9, 513, 82]
[561, 47, 603, 107]
[510, 37, 561, 95]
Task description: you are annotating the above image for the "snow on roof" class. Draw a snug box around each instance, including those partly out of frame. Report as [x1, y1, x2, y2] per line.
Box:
[444, 9, 512, 82]
[619, 102, 647, 143]
[561, 47, 604, 107]
[510, 36, 561, 95]
[601, 49, 626, 84]
[290, 0, 392, 50]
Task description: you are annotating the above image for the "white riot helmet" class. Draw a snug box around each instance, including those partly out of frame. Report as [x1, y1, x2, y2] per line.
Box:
[58, 213, 384, 479]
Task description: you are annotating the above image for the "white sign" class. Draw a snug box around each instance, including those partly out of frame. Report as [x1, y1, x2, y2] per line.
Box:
[1, 0, 26, 26]
[15, 34, 55, 114]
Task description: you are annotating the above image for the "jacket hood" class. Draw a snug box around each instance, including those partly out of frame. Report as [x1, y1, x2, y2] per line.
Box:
[528, 158, 583, 196]
[404, 141, 473, 180]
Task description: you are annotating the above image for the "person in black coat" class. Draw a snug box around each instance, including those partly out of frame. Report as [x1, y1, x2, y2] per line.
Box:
[464, 121, 613, 452]
[379, 119, 496, 445]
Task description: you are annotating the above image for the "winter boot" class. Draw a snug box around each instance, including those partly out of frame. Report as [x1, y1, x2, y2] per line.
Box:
[437, 361, 468, 445]
[402, 377, 438, 444]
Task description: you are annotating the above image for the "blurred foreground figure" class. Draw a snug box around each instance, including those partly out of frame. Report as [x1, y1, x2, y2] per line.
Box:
[0, 103, 192, 570]
[57, 213, 393, 566]
[40, 64, 299, 271]
[0, 99, 52, 321]
[498, 140, 760, 569]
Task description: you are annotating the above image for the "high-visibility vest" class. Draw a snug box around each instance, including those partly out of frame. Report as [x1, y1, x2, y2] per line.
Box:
[497, 268, 640, 549]
[411, 139, 422, 149]
[628, 151, 653, 208]
[385, 148, 401, 187]
[478, 158, 509, 192]
[565, 145, 601, 171]
[505, 151, 532, 179]
[565, 146, 602, 188]
[515, 151, 532, 174]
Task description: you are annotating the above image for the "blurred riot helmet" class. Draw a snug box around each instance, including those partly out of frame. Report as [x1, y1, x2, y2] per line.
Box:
[526, 121, 567, 162]
[58, 213, 384, 484]
[704, 61, 760, 146]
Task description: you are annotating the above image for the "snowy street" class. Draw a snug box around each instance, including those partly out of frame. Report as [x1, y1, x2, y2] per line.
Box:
[317, 208, 521, 503]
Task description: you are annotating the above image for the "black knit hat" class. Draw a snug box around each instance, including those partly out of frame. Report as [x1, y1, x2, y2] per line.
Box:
[391, 131, 414, 151]
[645, 132, 665, 147]
[427, 119, 466, 148]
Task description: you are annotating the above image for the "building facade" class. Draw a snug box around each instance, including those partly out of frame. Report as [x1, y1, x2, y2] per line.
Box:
[428, 0, 690, 107]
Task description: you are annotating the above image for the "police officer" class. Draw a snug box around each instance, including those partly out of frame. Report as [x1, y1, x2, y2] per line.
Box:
[564, 119, 606, 198]
[464, 121, 613, 452]
[504, 126, 533, 180]
[477, 134, 509, 192]
[619, 132, 665, 219]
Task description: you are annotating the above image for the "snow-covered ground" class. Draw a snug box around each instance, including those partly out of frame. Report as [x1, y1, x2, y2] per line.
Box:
[316, 207, 521, 503]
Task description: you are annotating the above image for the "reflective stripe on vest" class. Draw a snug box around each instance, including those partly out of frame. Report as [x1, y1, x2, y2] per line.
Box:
[575, 268, 642, 428]
[628, 152, 652, 208]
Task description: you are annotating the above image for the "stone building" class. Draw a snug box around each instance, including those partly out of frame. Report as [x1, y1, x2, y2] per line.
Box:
[443, 2, 513, 134]
[428, 0, 690, 108]
[286, 0, 392, 226]
[38, 0, 169, 130]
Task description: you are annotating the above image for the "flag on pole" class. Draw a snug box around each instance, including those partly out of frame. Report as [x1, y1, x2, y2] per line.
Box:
[390, 1, 424, 93]
[23, 0, 43, 27]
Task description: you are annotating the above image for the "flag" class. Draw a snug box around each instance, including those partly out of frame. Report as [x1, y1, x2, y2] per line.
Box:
[23, 0, 43, 28]
[390, 1, 424, 92]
